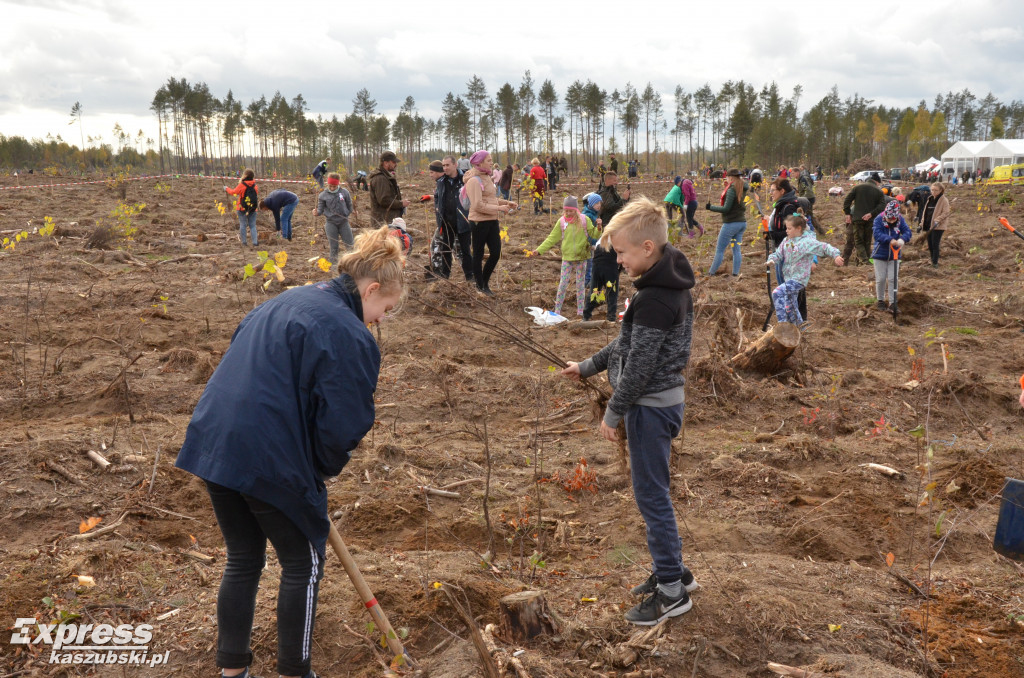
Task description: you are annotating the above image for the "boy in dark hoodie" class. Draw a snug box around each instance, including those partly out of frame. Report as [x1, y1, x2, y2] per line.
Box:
[562, 197, 698, 626]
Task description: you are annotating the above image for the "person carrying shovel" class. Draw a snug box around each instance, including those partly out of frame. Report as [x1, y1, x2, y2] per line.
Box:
[871, 200, 911, 313]
[175, 226, 406, 678]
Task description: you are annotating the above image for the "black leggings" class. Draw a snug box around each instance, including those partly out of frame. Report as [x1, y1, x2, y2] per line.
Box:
[927, 229, 943, 265]
[471, 220, 502, 288]
[206, 481, 324, 676]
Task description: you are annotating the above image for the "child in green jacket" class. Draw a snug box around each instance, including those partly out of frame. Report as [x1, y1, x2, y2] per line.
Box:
[529, 196, 602, 316]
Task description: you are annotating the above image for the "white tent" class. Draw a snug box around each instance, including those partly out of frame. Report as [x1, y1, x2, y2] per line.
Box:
[940, 141, 988, 176]
[914, 157, 940, 172]
[977, 139, 1024, 168]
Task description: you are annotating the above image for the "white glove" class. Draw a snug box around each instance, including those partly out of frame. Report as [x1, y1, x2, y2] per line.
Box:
[894, 238, 905, 248]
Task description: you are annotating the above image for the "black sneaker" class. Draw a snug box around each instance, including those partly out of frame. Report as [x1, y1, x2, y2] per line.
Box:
[624, 588, 692, 626]
[875, 300, 888, 310]
[477, 285, 495, 298]
[630, 568, 699, 596]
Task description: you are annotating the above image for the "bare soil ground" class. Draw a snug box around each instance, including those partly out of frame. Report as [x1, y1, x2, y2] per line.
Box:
[1, 173, 1023, 678]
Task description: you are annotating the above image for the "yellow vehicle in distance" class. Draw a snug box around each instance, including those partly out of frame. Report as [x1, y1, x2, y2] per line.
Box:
[988, 163, 1024, 186]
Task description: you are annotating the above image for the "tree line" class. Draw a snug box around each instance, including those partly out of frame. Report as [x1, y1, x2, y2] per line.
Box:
[2, 74, 1023, 177]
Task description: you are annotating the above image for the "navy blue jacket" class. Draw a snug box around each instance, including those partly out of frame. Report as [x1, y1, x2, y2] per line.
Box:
[175, 274, 379, 555]
[871, 215, 912, 260]
[262, 190, 298, 230]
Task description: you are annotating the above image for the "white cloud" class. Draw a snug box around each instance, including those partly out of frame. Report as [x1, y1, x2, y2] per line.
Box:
[0, 0, 1022, 145]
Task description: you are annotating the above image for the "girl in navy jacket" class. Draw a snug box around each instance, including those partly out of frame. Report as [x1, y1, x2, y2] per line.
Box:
[175, 226, 405, 678]
[871, 201, 912, 310]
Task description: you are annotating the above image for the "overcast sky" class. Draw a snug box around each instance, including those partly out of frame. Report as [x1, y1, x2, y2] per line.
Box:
[2, 0, 1022, 148]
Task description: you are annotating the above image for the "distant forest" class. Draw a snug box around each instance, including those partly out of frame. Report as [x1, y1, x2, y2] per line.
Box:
[3, 73, 1023, 177]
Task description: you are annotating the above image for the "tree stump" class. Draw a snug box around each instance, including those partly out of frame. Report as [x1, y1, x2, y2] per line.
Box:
[731, 322, 801, 374]
[497, 591, 559, 642]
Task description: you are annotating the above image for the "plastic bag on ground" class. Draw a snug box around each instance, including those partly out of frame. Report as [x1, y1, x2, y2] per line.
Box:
[525, 306, 568, 327]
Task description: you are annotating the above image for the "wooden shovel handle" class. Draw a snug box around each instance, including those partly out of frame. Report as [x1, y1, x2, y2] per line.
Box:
[327, 522, 413, 666]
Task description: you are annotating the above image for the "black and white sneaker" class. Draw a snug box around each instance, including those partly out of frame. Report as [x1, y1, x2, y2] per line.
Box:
[624, 588, 692, 626]
[630, 567, 699, 596]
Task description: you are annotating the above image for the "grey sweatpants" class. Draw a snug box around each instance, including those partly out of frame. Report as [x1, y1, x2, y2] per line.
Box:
[873, 258, 897, 302]
[325, 218, 353, 263]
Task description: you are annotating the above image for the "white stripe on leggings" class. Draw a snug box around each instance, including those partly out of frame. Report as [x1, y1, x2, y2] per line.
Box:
[302, 542, 319, 661]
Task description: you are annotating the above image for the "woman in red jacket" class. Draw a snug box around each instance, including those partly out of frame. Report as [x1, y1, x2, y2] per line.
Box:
[226, 168, 259, 246]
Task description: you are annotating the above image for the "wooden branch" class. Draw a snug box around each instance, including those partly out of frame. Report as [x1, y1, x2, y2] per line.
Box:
[417, 486, 460, 498]
[147, 253, 216, 267]
[45, 460, 82, 485]
[443, 588, 499, 678]
[441, 478, 483, 491]
[86, 449, 111, 470]
[70, 511, 128, 541]
[767, 663, 823, 677]
[886, 569, 928, 598]
[859, 463, 905, 479]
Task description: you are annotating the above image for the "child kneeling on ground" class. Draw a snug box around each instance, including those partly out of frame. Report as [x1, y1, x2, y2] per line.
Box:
[766, 214, 844, 324]
[529, 196, 601, 317]
[871, 200, 912, 310]
[561, 196, 699, 626]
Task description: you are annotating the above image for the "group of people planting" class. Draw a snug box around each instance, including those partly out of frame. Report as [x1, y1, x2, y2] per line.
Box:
[191, 151, 958, 676]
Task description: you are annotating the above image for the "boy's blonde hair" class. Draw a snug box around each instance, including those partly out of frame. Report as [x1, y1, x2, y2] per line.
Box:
[338, 225, 406, 293]
[599, 196, 667, 249]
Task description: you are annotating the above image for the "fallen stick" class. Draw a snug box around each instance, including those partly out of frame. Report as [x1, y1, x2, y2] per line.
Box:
[86, 449, 111, 470]
[859, 463, 904, 479]
[767, 663, 822, 677]
[441, 478, 483, 491]
[70, 511, 128, 541]
[46, 460, 82, 485]
[417, 486, 460, 498]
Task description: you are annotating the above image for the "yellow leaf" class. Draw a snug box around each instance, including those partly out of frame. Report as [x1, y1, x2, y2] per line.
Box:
[580, 597, 597, 603]
[828, 624, 842, 633]
[79, 516, 102, 533]
[274, 251, 288, 267]
[317, 258, 332, 272]
[907, 346, 915, 356]
[432, 582, 442, 589]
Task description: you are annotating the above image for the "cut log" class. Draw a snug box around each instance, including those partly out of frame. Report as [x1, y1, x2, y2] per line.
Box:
[497, 591, 559, 643]
[568, 320, 611, 333]
[731, 322, 801, 374]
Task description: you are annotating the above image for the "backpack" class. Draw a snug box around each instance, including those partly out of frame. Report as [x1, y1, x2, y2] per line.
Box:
[240, 182, 258, 214]
[459, 176, 486, 212]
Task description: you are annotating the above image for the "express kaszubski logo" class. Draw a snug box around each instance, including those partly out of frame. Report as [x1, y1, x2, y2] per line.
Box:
[10, 618, 170, 667]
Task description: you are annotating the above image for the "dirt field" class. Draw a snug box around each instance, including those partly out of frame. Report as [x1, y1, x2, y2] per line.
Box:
[1, 172, 1023, 678]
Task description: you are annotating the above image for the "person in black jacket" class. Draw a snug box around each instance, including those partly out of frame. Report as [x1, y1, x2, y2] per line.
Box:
[431, 155, 473, 280]
[175, 227, 405, 678]
[597, 171, 631, 225]
[583, 193, 620, 321]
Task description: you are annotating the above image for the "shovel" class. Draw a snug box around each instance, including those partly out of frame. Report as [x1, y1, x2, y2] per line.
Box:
[327, 522, 417, 669]
[999, 217, 1024, 243]
[890, 242, 901, 324]
[761, 230, 775, 332]
[993, 477, 1024, 561]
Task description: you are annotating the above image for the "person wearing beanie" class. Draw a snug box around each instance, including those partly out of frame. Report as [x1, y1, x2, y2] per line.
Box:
[389, 217, 412, 254]
[842, 173, 888, 264]
[582, 193, 621, 321]
[663, 176, 685, 223]
[313, 173, 355, 263]
[368, 151, 408, 225]
[464, 150, 517, 296]
[457, 151, 471, 173]
[528, 196, 601, 317]
[428, 159, 444, 178]
[870, 199, 912, 311]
